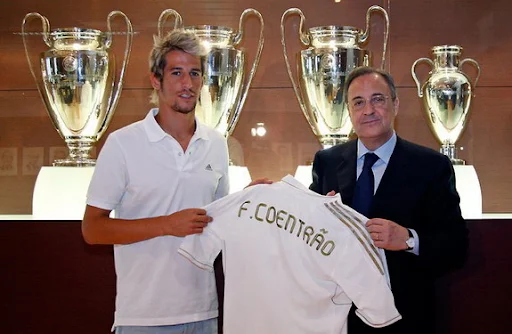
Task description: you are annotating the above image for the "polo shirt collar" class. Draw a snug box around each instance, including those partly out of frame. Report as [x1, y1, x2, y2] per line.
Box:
[143, 108, 211, 142]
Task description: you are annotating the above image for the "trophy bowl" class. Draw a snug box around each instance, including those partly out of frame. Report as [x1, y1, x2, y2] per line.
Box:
[158, 8, 264, 138]
[22, 11, 133, 166]
[281, 5, 389, 149]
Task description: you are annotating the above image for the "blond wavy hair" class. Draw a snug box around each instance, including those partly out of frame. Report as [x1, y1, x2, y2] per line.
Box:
[148, 29, 206, 105]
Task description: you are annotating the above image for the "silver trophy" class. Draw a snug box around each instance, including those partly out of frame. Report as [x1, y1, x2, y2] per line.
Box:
[22, 11, 133, 166]
[281, 5, 389, 148]
[157, 9, 264, 138]
[412, 45, 481, 164]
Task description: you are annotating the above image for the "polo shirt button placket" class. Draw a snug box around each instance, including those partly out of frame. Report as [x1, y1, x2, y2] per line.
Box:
[177, 152, 184, 170]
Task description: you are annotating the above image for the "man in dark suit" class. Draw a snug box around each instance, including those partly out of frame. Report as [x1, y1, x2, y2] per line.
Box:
[310, 66, 468, 334]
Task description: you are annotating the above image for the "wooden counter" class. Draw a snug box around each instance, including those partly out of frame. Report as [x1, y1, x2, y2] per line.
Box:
[1, 219, 510, 334]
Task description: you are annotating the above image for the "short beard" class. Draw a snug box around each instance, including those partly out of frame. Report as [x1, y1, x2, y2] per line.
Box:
[171, 101, 197, 114]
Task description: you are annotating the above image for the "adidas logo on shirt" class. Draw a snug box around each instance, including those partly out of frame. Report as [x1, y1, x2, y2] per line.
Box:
[205, 164, 213, 171]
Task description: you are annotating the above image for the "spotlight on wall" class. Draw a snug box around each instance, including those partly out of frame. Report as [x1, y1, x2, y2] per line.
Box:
[251, 122, 267, 137]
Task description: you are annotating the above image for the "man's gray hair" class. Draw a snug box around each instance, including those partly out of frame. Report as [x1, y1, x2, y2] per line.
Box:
[343, 66, 397, 103]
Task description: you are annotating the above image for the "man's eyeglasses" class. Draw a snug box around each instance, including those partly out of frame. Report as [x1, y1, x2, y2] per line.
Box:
[348, 95, 391, 111]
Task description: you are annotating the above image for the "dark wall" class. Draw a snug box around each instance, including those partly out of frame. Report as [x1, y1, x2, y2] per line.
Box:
[1, 0, 511, 213]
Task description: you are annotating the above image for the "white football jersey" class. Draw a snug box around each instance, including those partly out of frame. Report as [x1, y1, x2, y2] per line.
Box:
[178, 175, 401, 334]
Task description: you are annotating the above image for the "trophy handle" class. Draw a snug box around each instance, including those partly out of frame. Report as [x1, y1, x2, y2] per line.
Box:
[459, 58, 481, 95]
[157, 9, 184, 38]
[411, 58, 434, 98]
[281, 8, 314, 128]
[100, 11, 133, 139]
[359, 5, 389, 69]
[226, 9, 264, 135]
[21, 13, 51, 106]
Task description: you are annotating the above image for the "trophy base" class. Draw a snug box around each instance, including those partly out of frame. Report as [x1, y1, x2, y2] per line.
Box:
[320, 135, 350, 149]
[440, 145, 465, 165]
[32, 166, 95, 220]
[53, 159, 96, 167]
[229, 165, 252, 194]
[453, 165, 482, 219]
[294, 165, 313, 187]
[451, 158, 466, 165]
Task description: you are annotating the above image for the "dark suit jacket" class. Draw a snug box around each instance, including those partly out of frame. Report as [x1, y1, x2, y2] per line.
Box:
[310, 137, 468, 334]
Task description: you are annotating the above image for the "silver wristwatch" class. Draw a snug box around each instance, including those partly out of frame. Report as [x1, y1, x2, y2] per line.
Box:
[405, 229, 415, 251]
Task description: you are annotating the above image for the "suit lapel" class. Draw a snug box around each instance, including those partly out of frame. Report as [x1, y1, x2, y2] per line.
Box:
[373, 137, 410, 213]
[336, 141, 357, 205]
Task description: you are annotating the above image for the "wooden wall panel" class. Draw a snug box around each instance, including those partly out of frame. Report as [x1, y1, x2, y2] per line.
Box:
[1, 0, 511, 214]
[389, 0, 512, 87]
[0, 90, 150, 213]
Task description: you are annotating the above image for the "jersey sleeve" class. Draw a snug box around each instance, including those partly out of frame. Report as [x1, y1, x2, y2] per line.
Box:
[177, 225, 223, 272]
[327, 201, 401, 327]
[178, 190, 245, 271]
[334, 238, 401, 327]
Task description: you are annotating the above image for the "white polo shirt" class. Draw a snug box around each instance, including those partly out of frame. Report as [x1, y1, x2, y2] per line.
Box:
[179, 175, 401, 334]
[86, 108, 229, 328]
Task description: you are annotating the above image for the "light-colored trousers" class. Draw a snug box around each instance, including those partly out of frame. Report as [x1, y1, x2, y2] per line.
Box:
[115, 318, 218, 334]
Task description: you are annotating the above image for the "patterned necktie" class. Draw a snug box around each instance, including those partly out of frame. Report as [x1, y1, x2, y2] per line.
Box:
[352, 153, 379, 217]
